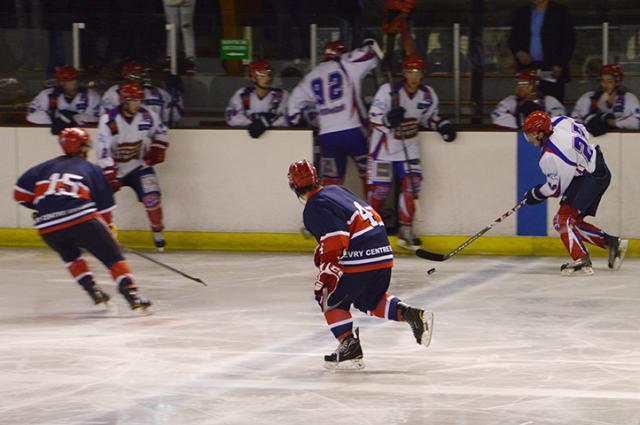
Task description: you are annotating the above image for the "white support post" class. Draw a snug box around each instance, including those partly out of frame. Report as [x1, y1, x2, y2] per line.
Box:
[310, 24, 318, 68]
[243, 26, 253, 65]
[72, 22, 85, 70]
[453, 23, 461, 124]
[602, 22, 609, 65]
[165, 24, 177, 75]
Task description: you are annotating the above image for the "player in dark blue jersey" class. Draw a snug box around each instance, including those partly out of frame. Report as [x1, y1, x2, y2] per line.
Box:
[13, 128, 152, 312]
[288, 159, 434, 369]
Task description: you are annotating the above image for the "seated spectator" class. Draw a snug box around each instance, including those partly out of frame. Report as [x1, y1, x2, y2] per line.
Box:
[225, 60, 289, 139]
[572, 64, 640, 137]
[101, 61, 183, 127]
[27, 66, 101, 135]
[492, 69, 565, 129]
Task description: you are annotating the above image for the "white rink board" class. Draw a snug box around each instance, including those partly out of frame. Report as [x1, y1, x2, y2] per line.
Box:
[2, 127, 639, 236]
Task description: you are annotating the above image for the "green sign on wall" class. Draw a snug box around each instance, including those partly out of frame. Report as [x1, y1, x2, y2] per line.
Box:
[220, 39, 250, 60]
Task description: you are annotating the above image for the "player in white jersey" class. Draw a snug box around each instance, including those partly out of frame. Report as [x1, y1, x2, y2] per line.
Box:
[492, 69, 566, 129]
[226, 59, 289, 139]
[97, 83, 170, 251]
[288, 40, 379, 188]
[522, 111, 628, 275]
[572, 64, 640, 137]
[27, 66, 101, 135]
[100, 62, 183, 126]
[368, 54, 456, 250]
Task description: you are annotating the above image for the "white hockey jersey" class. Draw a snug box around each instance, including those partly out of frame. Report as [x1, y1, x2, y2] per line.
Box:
[287, 45, 378, 135]
[571, 89, 640, 129]
[491, 95, 566, 129]
[27, 87, 101, 125]
[225, 86, 289, 127]
[538, 116, 597, 198]
[369, 82, 441, 161]
[101, 84, 182, 124]
[97, 107, 168, 178]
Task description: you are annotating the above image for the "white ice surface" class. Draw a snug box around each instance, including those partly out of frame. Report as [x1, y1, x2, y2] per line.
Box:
[1, 248, 639, 425]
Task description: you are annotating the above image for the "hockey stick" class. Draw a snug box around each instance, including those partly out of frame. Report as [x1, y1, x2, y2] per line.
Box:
[122, 245, 207, 286]
[415, 199, 527, 262]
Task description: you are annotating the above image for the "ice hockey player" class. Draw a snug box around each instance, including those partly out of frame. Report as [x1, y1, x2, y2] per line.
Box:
[100, 61, 183, 126]
[288, 159, 433, 370]
[27, 66, 101, 135]
[369, 54, 456, 250]
[225, 59, 289, 139]
[522, 111, 628, 275]
[492, 69, 566, 129]
[13, 127, 152, 311]
[97, 83, 169, 251]
[571, 64, 640, 137]
[288, 39, 379, 190]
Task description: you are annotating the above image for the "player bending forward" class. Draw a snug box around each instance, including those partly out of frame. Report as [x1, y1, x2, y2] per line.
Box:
[13, 128, 152, 311]
[522, 111, 628, 275]
[288, 159, 433, 370]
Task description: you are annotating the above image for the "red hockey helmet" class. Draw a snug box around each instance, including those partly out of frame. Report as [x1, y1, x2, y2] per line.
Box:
[118, 83, 145, 102]
[600, 64, 623, 83]
[288, 159, 319, 194]
[323, 41, 347, 60]
[121, 61, 145, 80]
[516, 69, 538, 84]
[59, 127, 90, 155]
[402, 54, 426, 72]
[523, 110, 552, 135]
[248, 60, 273, 80]
[55, 66, 80, 84]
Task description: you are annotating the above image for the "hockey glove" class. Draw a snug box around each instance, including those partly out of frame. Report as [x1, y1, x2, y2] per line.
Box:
[584, 112, 609, 137]
[314, 245, 321, 267]
[520, 100, 544, 120]
[384, 106, 406, 129]
[145, 140, 169, 165]
[50, 110, 78, 135]
[103, 166, 122, 192]
[436, 120, 457, 142]
[248, 114, 270, 139]
[524, 184, 547, 205]
[314, 262, 343, 308]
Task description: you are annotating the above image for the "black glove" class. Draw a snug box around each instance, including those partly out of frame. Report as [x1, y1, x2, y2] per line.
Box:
[584, 112, 609, 137]
[602, 112, 616, 127]
[248, 114, 270, 139]
[437, 120, 456, 142]
[257, 112, 276, 123]
[384, 106, 406, 129]
[50, 111, 78, 135]
[520, 100, 544, 119]
[524, 184, 547, 205]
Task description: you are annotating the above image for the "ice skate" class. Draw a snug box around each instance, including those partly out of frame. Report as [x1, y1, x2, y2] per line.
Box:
[399, 303, 434, 347]
[605, 236, 628, 271]
[324, 328, 365, 370]
[561, 255, 594, 276]
[81, 281, 111, 307]
[397, 224, 421, 251]
[152, 232, 166, 252]
[119, 286, 152, 313]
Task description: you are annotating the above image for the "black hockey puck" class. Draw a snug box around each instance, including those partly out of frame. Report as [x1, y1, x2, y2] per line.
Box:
[427, 268, 436, 275]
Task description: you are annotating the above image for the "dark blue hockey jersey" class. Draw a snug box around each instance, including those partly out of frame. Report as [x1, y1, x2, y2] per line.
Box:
[14, 155, 116, 234]
[304, 185, 393, 273]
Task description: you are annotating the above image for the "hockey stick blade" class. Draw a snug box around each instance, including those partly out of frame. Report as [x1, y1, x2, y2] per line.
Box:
[415, 249, 448, 262]
[123, 246, 207, 286]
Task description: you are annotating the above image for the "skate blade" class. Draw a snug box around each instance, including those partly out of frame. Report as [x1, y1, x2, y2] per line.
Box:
[561, 266, 594, 276]
[611, 240, 629, 271]
[397, 239, 419, 252]
[324, 358, 365, 371]
[156, 247, 165, 253]
[421, 311, 434, 348]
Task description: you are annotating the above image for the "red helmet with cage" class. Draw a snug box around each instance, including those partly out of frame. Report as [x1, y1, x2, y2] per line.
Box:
[516, 69, 538, 84]
[288, 160, 319, 194]
[55, 66, 80, 84]
[118, 83, 145, 102]
[121, 61, 145, 80]
[59, 127, 90, 155]
[248, 60, 273, 80]
[600, 64, 623, 83]
[402, 54, 426, 72]
[523, 110, 552, 136]
[323, 41, 347, 60]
